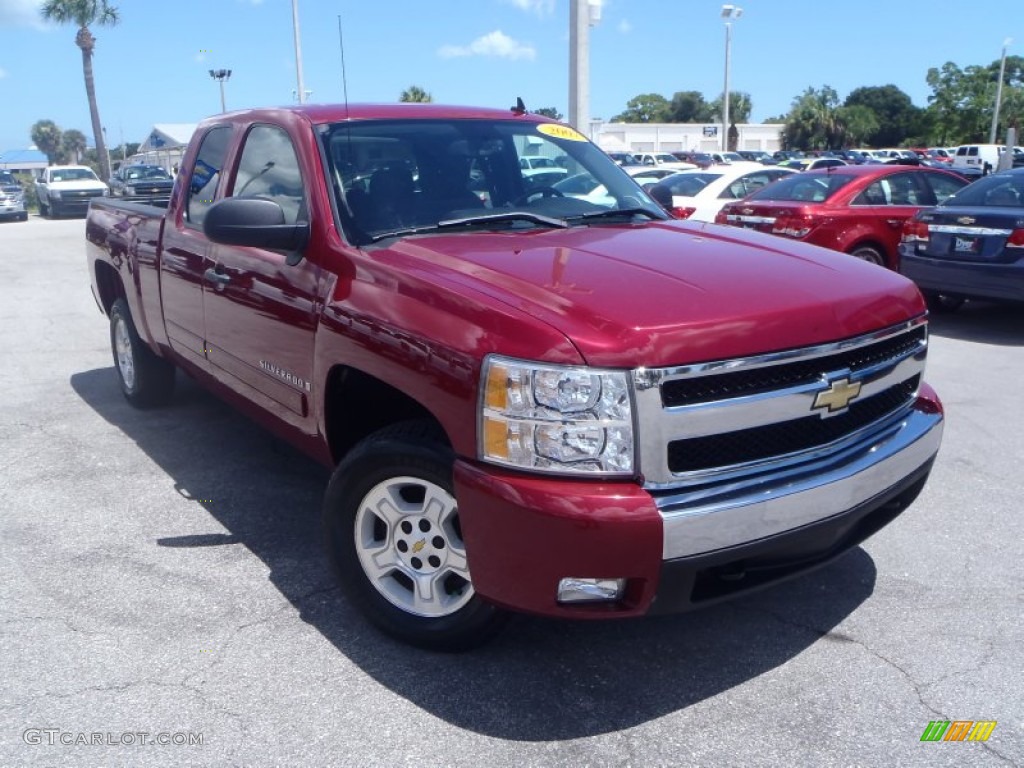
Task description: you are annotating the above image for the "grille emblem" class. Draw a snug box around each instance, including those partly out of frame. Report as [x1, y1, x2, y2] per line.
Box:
[956, 216, 976, 225]
[812, 377, 862, 414]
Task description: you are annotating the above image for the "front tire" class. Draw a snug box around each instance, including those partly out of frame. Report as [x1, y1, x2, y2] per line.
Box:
[323, 422, 508, 651]
[38, 199, 49, 217]
[109, 298, 176, 407]
[848, 244, 885, 267]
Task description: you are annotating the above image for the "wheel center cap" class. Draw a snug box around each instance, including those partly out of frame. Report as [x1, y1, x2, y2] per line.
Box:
[395, 516, 447, 574]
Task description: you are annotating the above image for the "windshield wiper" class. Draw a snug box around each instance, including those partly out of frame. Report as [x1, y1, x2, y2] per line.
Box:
[368, 224, 443, 242]
[567, 207, 665, 223]
[437, 212, 570, 230]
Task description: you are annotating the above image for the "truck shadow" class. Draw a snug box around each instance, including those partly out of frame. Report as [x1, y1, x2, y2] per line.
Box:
[926, 300, 1024, 346]
[71, 367, 876, 741]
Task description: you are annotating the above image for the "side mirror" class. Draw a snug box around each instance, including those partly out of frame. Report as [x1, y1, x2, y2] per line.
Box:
[648, 183, 673, 211]
[203, 197, 310, 257]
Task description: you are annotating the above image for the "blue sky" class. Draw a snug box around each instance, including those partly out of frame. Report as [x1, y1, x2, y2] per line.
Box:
[0, 0, 1018, 152]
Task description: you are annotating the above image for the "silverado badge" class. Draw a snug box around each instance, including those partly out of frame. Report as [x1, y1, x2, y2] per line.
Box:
[812, 377, 862, 414]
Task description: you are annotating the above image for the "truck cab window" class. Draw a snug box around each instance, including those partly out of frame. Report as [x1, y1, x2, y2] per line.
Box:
[231, 124, 306, 224]
[185, 126, 231, 228]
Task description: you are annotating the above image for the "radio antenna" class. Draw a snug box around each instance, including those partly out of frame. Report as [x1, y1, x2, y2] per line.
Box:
[338, 14, 349, 118]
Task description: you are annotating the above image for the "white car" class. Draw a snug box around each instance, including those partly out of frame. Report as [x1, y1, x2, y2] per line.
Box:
[624, 165, 694, 188]
[34, 165, 109, 218]
[634, 151, 695, 171]
[710, 151, 746, 165]
[553, 172, 615, 207]
[649, 164, 796, 221]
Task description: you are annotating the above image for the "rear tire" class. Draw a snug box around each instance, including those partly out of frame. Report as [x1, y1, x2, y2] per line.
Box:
[109, 298, 176, 407]
[322, 421, 508, 651]
[848, 245, 885, 267]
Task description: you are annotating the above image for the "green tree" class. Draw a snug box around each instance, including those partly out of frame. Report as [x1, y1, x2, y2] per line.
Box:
[834, 104, 880, 147]
[612, 93, 670, 123]
[843, 85, 921, 147]
[783, 86, 843, 150]
[708, 91, 753, 124]
[666, 91, 713, 123]
[62, 128, 88, 163]
[925, 61, 997, 145]
[40, 0, 119, 181]
[533, 107, 563, 120]
[399, 85, 432, 103]
[30, 119, 65, 165]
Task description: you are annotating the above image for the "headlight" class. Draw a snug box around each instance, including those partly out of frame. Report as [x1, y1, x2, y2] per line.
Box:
[50, 190, 62, 199]
[123, 185, 134, 195]
[479, 355, 635, 476]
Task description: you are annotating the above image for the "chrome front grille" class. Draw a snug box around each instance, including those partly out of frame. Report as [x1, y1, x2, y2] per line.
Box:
[633, 318, 929, 490]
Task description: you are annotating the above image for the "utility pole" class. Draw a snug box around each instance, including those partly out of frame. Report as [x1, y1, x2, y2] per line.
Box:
[292, 0, 307, 104]
[569, 0, 602, 132]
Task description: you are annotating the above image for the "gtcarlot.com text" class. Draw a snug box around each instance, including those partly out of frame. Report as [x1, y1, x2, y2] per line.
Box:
[23, 729, 203, 747]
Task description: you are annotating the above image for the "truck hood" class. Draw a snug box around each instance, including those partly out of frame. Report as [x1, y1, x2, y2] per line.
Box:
[46, 180, 107, 191]
[377, 220, 925, 368]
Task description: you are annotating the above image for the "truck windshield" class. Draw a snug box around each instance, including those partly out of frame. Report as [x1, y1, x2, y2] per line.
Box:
[319, 118, 666, 244]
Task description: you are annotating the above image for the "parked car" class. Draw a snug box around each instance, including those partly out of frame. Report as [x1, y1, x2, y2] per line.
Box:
[649, 164, 795, 221]
[83, 102, 945, 650]
[552, 172, 615, 207]
[108, 164, 175, 205]
[900, 167, 1024, 310]
[605, 151, 640, 167]
[625, 165, 693, 188]
[951, 144, 1005, 175]
[782, 157, 848, 172]
[736, 150, 777, 165]
[0, 170, 27, 222]
[710, 151, 746, 165]
[34, 165, 109, 218]
[634, 151, 695, 170]
[715, 164, 969, 269]
[671, 151, 714, 169]
[772, 150, 805, 162]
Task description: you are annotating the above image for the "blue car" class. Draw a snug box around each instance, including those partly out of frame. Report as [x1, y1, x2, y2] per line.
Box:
[899, 167, 1024, 310]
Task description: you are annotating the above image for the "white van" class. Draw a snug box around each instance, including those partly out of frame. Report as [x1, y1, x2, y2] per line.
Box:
[952, 144, 1004, 174]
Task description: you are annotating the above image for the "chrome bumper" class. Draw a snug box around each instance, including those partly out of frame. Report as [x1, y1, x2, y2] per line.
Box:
[658, 408, 943, 560]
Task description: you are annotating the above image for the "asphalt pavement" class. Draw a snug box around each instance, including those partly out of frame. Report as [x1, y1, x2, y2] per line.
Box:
[0, 214, 1021, 767]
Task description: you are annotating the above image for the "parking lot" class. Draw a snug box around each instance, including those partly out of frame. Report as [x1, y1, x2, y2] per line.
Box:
[0, 214, 1021, 767]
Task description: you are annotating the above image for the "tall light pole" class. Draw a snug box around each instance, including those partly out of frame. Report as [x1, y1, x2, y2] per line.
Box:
[209, 69, 232, 113]
[292, 0, 307, 104]
[989, 37, 1012, 144]
[569, 0, 602, 132]
[721, 4, 743, 152]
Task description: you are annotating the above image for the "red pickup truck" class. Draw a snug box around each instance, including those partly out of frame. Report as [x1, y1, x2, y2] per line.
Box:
[86, 104, 944, 650]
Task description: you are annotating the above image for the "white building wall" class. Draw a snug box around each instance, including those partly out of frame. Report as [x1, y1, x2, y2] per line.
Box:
[595, 122, 784, 153]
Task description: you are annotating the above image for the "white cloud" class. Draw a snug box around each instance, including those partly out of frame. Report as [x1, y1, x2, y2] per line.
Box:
[0, 67, 7, 79]
[617, 19, 631, 34]
[504, 0, 555, 15]
[0, 0, 46, 28]
[439, 30, 535, 61]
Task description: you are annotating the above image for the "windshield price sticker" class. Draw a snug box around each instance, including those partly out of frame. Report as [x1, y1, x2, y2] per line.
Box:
[537, 124, 587, 142]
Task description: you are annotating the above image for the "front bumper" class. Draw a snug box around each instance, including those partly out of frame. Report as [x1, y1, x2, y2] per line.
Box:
[455, 392, 943, 619]
[901, 249, 1024, 303]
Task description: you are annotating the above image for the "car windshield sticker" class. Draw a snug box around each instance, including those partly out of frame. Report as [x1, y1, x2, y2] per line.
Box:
[537, 124, 587, 142]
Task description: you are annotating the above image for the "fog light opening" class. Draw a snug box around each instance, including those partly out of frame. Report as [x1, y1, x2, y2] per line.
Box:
[557, 577, 626, 604]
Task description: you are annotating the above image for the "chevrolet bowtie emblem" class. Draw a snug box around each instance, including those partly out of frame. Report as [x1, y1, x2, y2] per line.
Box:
[956, 216, 976, 225]
[741, 207, 753, 215]
[812, 377, 862, 413]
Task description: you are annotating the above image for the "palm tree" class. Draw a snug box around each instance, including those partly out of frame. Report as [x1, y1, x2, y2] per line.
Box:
[30, 119, 65, 165]
[40, 0, 119, 181]
[62, 129, 88, 164]
[399, 85, 432, 103]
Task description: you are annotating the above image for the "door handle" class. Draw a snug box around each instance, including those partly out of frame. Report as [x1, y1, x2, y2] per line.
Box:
[203, 267, 231, 290]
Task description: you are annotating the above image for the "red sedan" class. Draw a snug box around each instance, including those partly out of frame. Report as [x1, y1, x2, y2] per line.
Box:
[715, 164, 968, 269]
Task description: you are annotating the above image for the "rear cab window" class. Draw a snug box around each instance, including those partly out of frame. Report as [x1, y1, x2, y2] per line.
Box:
[185, 126, 232, 229]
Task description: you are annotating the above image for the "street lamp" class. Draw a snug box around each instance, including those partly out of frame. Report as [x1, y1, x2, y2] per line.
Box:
[721, 4, 743, 152]
[989, 37, 1012, 144]
[209, 69, 232, 113]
